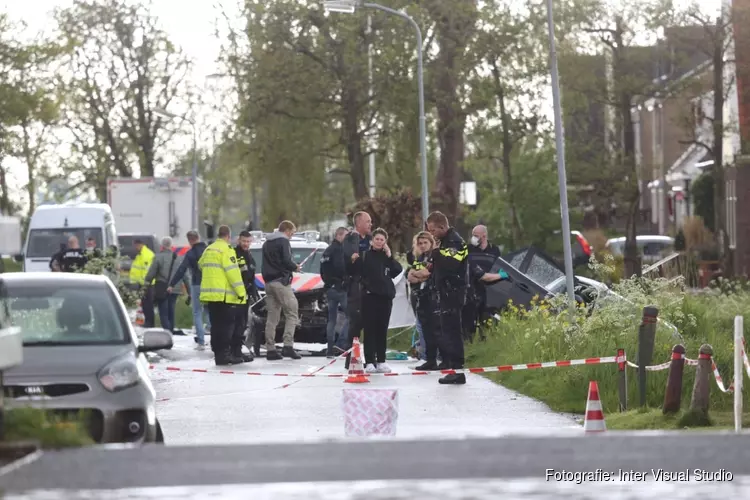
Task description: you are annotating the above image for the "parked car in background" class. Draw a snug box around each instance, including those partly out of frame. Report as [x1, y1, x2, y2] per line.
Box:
[605, 235, 675, 264]
[1, 272, 173, 444]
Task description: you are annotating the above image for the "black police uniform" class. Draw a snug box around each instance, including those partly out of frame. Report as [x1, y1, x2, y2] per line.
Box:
[411, 253, 441, 370]
[430, 227, 469, 385]
[342, 231, 371, 369]
[53, 247, 89, 273]
[463, 243, 502, 342]
[232, 244, 258, 362]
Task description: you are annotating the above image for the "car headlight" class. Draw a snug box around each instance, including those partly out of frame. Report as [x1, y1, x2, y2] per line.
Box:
[98, 353, 140, 392]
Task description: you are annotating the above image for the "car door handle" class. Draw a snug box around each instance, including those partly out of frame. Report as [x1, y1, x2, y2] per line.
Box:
[517, 282, 530, 293]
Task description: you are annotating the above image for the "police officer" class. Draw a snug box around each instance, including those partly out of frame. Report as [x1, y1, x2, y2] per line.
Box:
[199, 225, 248, 366]
[342, 211, 372, 369]
[50, 236, 89, 273]
[425, 211, 469, 385]
[130, 238, 156, 327]
[231, 230, 258, 362]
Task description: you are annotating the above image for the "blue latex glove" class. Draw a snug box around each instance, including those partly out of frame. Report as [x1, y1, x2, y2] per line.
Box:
[498, 269, 509, 280]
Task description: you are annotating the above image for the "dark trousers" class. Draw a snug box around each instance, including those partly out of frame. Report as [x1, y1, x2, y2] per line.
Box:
[461, 298, 478, 342]
[231, 303, 249, 352]
[141, 287, 155, 328]
[362, 293, 393, 365]
[433, 291, 465, 368]
[416, 305, 439, 363]
[207, 302, 235, 357]
[156, 294, 178, 332]
[344, 281, 364, 368]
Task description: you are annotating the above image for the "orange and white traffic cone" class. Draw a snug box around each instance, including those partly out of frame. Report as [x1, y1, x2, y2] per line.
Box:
[135, 300, 145, 327]
[344, 337, 369, 384]
[583, 380, 606, 433]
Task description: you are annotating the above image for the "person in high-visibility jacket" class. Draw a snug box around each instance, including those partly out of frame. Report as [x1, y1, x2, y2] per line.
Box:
[130, 239, 156, 328]
[199, 224, 247, 365]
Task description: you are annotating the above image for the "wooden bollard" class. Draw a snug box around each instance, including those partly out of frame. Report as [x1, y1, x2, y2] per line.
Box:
[663, 344, 686, 414]
[688, 344, 713, 421]
[637, 306, 659, 407]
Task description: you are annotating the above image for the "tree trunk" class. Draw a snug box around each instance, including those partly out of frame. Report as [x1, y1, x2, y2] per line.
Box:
[712, 18, 732, 277]
[0, 163, 10, 215]
[494, 75, 523, 247]
[425, 0, 477, 222]
[614, 24, 641, 278]
[342, 87, 367, 201]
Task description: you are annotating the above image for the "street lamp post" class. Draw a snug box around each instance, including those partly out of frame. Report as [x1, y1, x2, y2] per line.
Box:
[154, 108, 198, 231]
[545, 0, 576, 309]
[324, 0, 429, 223]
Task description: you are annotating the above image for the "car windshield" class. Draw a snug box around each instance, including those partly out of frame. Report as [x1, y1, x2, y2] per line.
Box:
[249, 247, 325, 274]
[505, 249, 565, 290]
[26, 227, 103, 258]
[118, 235, 156, 260]
[5, 281, 129, 346]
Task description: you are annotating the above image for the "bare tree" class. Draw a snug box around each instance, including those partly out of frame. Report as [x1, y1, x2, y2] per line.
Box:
[55, 0, 191, 197]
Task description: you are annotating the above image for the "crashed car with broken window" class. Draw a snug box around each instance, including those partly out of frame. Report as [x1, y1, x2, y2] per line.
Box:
[477, 246, 681, 339]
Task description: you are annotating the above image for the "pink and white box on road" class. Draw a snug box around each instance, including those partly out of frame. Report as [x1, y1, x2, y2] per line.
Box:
[342, 388, 399, 438]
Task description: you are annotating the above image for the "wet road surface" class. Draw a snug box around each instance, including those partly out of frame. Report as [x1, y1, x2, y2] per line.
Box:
[2, 433, 749, 497]
[148, 335, 580, 445]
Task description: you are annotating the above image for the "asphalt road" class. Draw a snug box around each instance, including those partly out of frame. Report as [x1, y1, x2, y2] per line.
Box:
[1, 433, 749, 497]
[148, 335, 580, 445]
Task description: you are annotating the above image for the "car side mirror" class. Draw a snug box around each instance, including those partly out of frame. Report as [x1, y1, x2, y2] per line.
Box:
[13, 254, 23, 263]
[138, 328, 173, 352]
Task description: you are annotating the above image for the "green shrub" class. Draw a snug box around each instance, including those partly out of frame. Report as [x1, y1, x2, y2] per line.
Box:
[468, 254, 750, 415]
[3, 407, 93, 448]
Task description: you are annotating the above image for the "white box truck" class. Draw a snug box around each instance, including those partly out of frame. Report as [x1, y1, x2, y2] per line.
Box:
[107, 177, 199, 250]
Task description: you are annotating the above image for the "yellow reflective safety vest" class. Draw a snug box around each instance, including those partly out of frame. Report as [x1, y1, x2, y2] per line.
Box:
[130, 246, 155, 286]
[198, 239, 247, 305]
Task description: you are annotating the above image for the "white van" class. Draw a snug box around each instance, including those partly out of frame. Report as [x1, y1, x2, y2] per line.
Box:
[18, 203, 119, 272]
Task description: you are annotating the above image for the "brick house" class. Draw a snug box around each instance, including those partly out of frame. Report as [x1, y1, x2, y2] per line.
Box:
[562, 27, 713, 233]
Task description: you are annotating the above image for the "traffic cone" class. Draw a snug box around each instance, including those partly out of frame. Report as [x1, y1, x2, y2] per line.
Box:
[583, 381, 606, 433]
[344, 337, 369, 384]
[135, 300, 145, 327]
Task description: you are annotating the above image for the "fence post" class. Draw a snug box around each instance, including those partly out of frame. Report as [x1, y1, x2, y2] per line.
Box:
[735, 316, 744, 433]
[617, 347, 627, 411]
[637, 306, 659, 407]
[663, 344, 685, 414]
[688, 344, 713, 424]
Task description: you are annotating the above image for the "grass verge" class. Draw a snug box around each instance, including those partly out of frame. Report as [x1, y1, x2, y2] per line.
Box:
[3, 407, 93, 448]
[1, 258, 21, 273]
[606, 408, 750, 430]
[464, 257, 750, 424]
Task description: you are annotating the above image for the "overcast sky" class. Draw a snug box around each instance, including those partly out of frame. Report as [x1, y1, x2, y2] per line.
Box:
[1, 0, 241, 206]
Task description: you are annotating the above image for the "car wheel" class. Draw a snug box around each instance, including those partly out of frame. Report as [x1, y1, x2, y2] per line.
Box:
[155, 420, 165, 443]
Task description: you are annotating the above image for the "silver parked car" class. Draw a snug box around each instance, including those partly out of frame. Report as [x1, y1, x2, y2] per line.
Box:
[1, 272, 172, 444]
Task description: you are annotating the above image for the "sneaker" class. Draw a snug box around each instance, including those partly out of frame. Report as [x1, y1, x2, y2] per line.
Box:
[376, 363, 392, 374]
[365, 364, 379, 374]
[194, 344, 206, 351]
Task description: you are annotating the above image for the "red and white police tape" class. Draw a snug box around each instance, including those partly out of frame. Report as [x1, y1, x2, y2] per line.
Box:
[149, 353, 624, 379]
[626, 351, 740, 394]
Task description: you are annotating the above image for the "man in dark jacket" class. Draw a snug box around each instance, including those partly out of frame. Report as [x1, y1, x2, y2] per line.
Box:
[426, 211, 470, 385]
[320, 226, 349, 357]
[341, 211, 372, 369]
[261, 220, 301, 360]
[170, 230, 211, 349]
[231, 230, 258, 362]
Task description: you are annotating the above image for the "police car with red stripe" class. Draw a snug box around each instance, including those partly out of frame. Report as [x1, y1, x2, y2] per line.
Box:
[246, 231, 331, 353]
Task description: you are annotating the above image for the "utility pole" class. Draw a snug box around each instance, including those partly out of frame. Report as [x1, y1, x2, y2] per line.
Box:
[367, 13, 376, 198]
